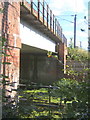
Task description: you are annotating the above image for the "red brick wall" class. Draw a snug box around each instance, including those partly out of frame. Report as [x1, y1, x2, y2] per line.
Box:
[58, 43, 67, 73]
[0, 2, 21, 98]
[0, 3, 3, 75]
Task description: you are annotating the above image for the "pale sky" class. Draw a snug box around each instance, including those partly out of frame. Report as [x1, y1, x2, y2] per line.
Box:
[45, 0, 89, 50]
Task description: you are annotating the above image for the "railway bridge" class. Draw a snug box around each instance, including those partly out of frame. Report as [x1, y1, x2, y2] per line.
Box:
[0, 1, 67, 94]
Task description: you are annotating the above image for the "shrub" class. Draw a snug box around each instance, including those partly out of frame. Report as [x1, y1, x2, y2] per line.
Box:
[53, 78, 89, 119]
[67, 47, 89, 61]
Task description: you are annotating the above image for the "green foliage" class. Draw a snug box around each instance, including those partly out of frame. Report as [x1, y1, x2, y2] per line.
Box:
[17, 75, 89, 119]
[67, 47, 89, 61]
[0, 8, 3, 13]
[47, 51, 58, 59]
[54, 78, 78, 98]
[53, 78, 89, 119]
[69, 38, 74, 48]
[1, 7, 89, 119]
[1, 36, 18, 118]
[17, 87, 60, 118]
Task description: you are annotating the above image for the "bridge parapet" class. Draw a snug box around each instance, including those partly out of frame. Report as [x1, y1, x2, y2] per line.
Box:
[20, 0, 66, 44]
[62, 34, 67, 46]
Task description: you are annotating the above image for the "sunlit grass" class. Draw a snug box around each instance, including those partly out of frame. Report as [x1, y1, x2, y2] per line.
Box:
[18, 88, 71, 118]
[24, 88, 48, 93]
[20, 88, 62, 104]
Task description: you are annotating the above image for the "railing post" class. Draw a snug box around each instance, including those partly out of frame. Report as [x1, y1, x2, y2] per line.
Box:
[38, 0, 40, 20]
[55, 18, 57, 35]
[57, 21, 59, 37]
[61, 28, 63, 37]
[31, 0, 33, 14]
[50, 10, 52, 30]
[43, 0, 45, 24]
[53, 14, 55, 33]
[48, 85, 51, 117]
[47, 4, 49, 28]
[20, 0, 25, 5]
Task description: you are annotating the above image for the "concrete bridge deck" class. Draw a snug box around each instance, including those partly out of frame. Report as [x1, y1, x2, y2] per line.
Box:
[20, 0, 66, 44]
[0, 1, 67, 99]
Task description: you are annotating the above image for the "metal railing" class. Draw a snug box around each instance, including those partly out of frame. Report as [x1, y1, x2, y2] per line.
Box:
[62, 34, 67, 45]
[18, 83, 63, 118]
[21, 0, 67, 44]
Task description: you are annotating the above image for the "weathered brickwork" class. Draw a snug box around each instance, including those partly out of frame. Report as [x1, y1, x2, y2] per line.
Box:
[1, 2, 21, 98]
[58, 43, 67, 72]
[0, 2, 67, 93]
[0, 3, 3, 76]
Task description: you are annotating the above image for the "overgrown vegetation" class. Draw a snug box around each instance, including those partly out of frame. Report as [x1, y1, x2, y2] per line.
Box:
[53, 78, 89, 119]
[1, 40, 89, 119]
[1, 36, 18, 118]
[67, 47, 89, 61]
[16, 77, 89, 119]
[16, 47, 89, 119]
[1, 7, 89, 119]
